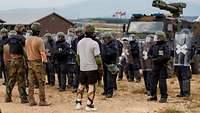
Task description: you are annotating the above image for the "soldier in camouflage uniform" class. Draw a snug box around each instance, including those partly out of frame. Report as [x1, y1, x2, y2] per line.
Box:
[5, 24, 28, 103]
[25, 22, 50, 106]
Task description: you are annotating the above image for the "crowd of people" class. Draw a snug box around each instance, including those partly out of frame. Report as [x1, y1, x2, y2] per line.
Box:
[0, 22, 193, 112]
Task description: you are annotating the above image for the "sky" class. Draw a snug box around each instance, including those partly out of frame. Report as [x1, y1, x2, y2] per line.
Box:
[0, 0, 87, 9]
[0, 0, 199, 17]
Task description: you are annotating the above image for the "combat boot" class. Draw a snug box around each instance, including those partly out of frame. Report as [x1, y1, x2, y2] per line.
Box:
[29, 101, 37, 106]
[159, 98, 167, 103]
[21, 99, 29, 104]
[72, 88, 77, 93]
[106, 93, 113, 98]
[5, 95, 12, 103]
[147, 96, 157, 101]
[5, 97, 12, 103]
[29, 98, 37, 106]
[39, 100, 51, 106]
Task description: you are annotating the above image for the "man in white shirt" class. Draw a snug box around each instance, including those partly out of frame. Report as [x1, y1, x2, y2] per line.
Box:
[75, 25, 103, 112]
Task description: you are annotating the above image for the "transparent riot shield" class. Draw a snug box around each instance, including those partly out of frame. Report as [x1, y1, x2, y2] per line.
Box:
[174, 29, 192, 66]
[139, 35, 155, 70]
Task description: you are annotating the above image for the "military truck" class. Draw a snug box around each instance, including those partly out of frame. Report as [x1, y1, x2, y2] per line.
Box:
[124, 0, 200, 74]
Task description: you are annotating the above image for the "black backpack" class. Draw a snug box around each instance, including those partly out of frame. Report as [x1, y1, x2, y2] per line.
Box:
[8, 35, 24, 55]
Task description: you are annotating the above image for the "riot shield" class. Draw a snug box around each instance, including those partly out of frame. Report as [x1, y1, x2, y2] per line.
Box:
[174, 29, 192, 66]
[139, 35, 155, 70]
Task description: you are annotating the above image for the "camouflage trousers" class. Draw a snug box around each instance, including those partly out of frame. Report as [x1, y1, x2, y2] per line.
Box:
[5, 58, 27, 101]
[28, 60, 46, 102]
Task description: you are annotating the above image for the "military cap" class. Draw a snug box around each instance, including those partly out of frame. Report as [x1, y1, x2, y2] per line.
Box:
[31, 22, 41, 31]
[9, 30, 17, 36]
[107, 64, 119, 75]
[14, 24, 25, 33]
[0, 28, 8, 33]
[84, 24, 95, 33]
[102, 32, 113, 39]
[57, 32, 65, 37]
[155, 31, 167, 41]
[44, 33, 52, 38]
[75, 27, 84, 34]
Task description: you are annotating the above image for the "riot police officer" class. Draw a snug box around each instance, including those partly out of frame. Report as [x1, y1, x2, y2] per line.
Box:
[127, 35, 141, 82]
[102, 32, 119, 98]
[71, 27, 85, 93]
[65, 36, 76, 89]
[174, 29, 193, 97]
[147, 31, 170, 103]
[44, 33, 56, 86]
[140, 35, 155, 95]
[54, 32, 70, 91]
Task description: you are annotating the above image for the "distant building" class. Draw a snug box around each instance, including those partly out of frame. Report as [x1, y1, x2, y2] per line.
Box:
[0, 11, 74, 36]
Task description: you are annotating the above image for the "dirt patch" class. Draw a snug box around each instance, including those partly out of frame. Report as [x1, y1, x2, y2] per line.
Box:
[0, 75, 200, 113]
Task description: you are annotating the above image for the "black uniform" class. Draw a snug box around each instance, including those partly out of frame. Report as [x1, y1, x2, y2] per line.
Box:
[66, 46, 76, 87]
[54, 39, 70, 91]
[102, 39, 119, 97]
[174, 47, 194, 97]
[71, 36, 84, 92]
[175, 66, 191, 97]
[0, 35, 8, 83]
[44, 39, 56, 86]
[148, 41, 170, 101]
[128, 39, 141, 82]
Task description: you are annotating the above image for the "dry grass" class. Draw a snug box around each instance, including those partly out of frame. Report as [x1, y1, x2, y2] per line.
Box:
[118, 84, 129, 92]
[158, 108, 184, 113]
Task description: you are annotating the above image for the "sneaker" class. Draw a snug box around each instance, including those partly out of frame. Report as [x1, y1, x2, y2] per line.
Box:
[85, 104, 97, 112]
[159, 98, 167, 103]
[75, 100, 82, 110]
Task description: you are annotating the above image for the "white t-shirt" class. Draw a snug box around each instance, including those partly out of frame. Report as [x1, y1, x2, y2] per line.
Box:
[77, 38, 100, 71]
